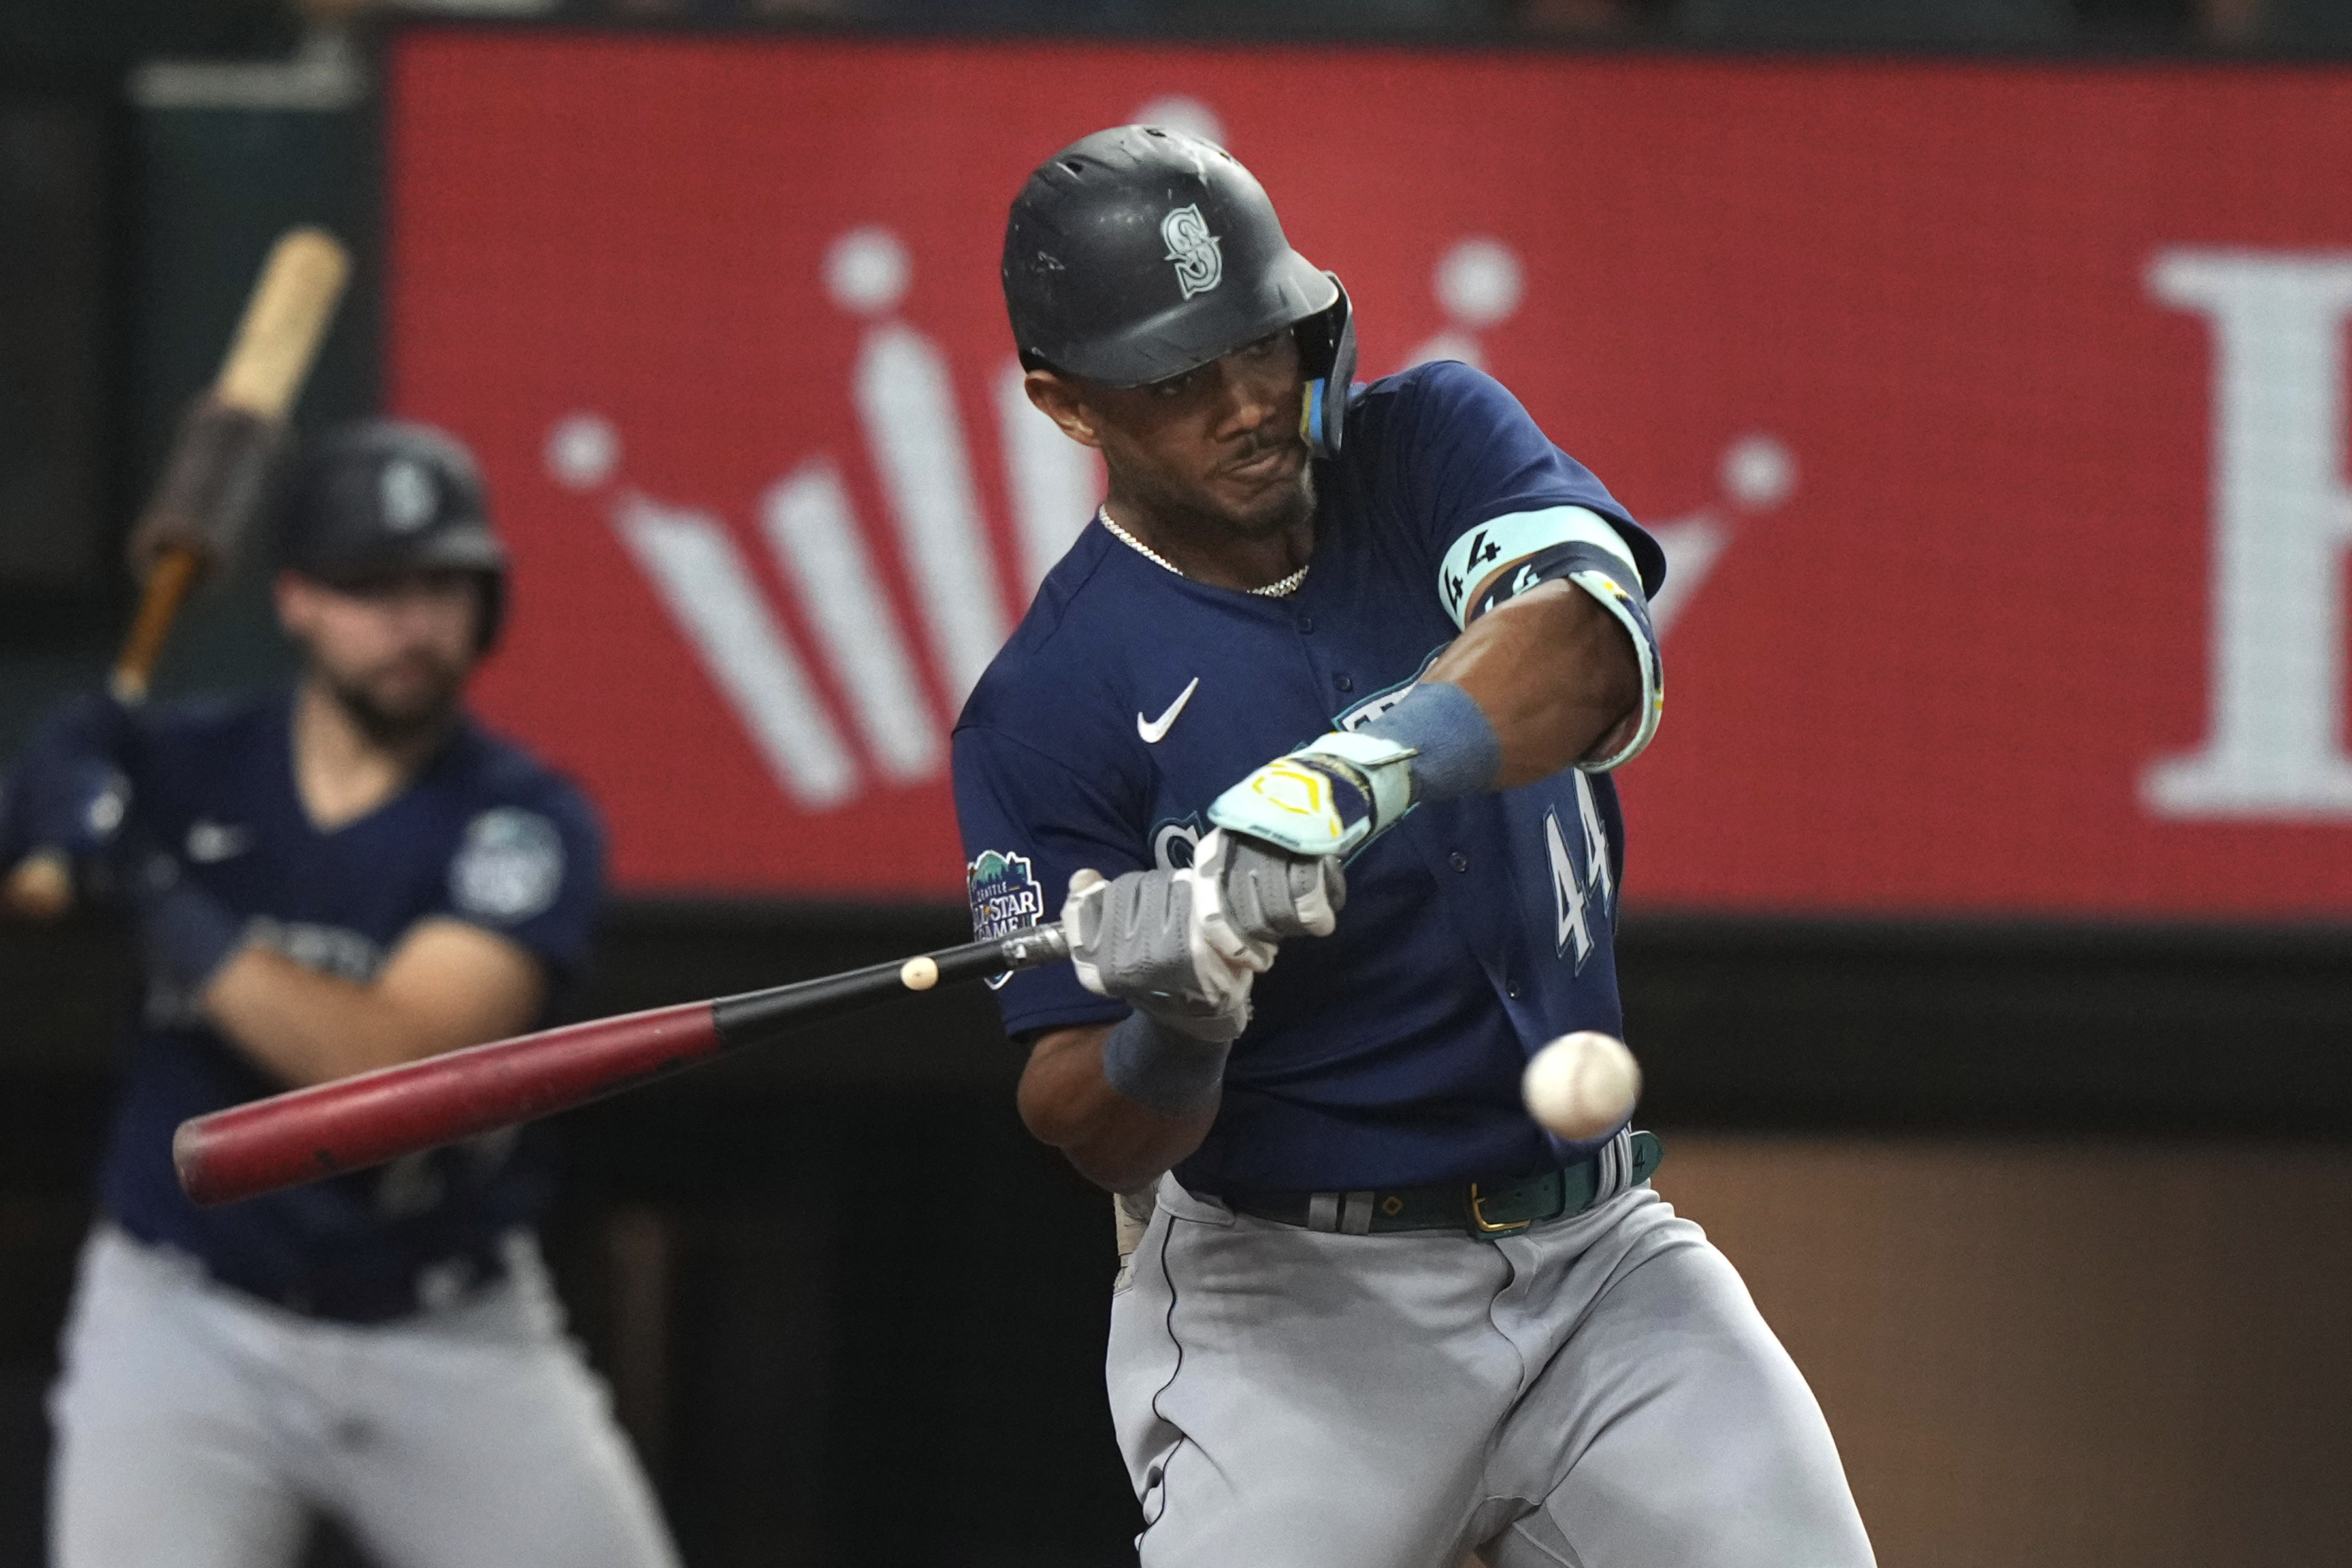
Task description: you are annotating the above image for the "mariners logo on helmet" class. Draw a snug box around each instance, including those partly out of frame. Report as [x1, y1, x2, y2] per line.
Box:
[380, 459, 437, 533]
[1160, 204, 1222, 299]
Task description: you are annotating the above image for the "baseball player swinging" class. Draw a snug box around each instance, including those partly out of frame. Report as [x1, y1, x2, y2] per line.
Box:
[5, 423, 677, 1568]
[955, 127, 1875, 1567]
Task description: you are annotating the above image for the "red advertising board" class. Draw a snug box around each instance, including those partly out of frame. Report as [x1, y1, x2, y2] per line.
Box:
[386, 32, 2352, 918]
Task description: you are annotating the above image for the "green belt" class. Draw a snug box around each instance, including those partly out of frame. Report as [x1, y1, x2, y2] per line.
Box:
[1222, 1131, 1664, 1242]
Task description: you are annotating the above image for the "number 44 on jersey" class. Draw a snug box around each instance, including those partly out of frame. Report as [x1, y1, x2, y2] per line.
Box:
[1544, 773, 1616, 973]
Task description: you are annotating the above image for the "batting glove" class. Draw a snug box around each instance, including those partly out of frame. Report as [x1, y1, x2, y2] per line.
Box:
[1200, 828, 1344, 949]
[1062, 856, 1261, 1044]
[0, 691, 135, 877]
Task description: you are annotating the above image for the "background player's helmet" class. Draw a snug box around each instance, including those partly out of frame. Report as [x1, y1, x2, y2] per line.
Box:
[1003, 125, 1359, 457]
[278, 419, 509, 653]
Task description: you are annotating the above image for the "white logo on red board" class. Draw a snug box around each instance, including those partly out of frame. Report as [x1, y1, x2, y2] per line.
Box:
[545, 222, 1098, 811]
[1391, 236, 1794, 640]
[2143, 250, 2352, 819]
[545, 211, 1787, 817]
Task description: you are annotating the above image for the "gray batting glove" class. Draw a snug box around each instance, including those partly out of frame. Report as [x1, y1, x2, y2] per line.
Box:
[1062, 862, 1258, 1043]
[1200, 828, 1344, 951]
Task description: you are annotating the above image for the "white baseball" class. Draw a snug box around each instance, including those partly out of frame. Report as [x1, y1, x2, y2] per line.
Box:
[1521, 1032, 1641, 1140]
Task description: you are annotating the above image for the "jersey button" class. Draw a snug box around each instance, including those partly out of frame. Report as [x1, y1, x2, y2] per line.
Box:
[1448, 851, 1469, 872]
[1334, 674, 1354, 692]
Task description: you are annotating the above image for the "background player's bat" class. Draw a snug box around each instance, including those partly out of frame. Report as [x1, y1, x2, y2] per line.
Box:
[4, 227, 350, 918]
[173, 923, 1072, 1207]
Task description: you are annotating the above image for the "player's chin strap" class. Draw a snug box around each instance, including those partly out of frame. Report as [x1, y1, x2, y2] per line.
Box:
[1298, 274, 1358, 461]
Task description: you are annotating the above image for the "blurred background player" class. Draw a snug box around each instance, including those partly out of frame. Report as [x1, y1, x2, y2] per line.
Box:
[1, 421, 678, 1568]
[956, 127, 1872, 1567]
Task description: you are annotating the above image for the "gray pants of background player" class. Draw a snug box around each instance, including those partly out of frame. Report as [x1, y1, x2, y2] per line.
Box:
[48, 1226, 679, 1568]
[1110, 1135, 1876, 1568]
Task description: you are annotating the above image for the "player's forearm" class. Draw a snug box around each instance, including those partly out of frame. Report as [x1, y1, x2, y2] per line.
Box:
[1424, 579, 1642, 788]
[1018, 1023, 1217, 1192]
[1207, 583, 1645, 859]
[201, 949, 489, 1088]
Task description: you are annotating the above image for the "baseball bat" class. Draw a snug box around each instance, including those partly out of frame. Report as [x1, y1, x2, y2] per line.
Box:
[173, 923, 1073, 1207]
[5, 227, 350, 919]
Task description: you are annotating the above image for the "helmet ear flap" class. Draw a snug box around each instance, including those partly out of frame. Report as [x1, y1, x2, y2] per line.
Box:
[1298, 274, 1358, 459]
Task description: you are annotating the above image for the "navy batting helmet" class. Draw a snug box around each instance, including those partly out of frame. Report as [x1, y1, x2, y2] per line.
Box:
[1002, 126, 1359, 457]
[278, 419, 508, 652]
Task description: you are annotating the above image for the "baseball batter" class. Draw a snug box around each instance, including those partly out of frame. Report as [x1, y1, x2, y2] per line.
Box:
[5, 423, 676, 1568]
[956, 127, 1874, 1566]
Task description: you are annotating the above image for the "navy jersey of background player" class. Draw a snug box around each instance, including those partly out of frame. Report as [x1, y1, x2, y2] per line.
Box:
[99, 688, 604, 1320]
[955, 361, 1667, 1194]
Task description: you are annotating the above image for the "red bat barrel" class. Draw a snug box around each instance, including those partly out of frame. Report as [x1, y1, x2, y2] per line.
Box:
[174, 1000, 722, 1206]
[173, 924, 1070, 1207]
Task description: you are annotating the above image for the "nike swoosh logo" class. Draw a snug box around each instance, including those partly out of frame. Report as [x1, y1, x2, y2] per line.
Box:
[1136, 677, 1200, 745]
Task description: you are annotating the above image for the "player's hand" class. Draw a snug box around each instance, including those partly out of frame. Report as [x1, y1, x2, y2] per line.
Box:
[1, 691, 135, 894]
[1202, 828, 1345, 947]
[1060, 856, 1264, 1043]
[1206, 730, 1415, 858]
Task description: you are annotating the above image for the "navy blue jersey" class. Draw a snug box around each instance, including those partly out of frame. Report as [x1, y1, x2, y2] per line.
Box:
[954, 361, 1665, 1194]
[98, 690, 605, 1318]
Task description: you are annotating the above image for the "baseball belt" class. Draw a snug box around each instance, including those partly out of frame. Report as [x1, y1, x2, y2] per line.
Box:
[1221, 1130, 1665, 1242]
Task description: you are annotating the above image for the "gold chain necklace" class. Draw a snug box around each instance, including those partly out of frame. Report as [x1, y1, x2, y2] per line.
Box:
[1097, 508, 1309, 598]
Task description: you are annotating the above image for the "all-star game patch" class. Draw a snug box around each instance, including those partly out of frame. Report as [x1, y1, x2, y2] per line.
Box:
[967, 850, 1045, 988]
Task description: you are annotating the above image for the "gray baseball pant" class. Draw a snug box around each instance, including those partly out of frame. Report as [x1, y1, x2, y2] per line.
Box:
[1109, 1139, 1876, 1567]
[48, 1225, 679, 1568]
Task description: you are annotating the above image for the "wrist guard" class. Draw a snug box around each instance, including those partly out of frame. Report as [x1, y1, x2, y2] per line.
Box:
[1206, 729, 1416, 858]
[1101, 1010, 1233, 1119]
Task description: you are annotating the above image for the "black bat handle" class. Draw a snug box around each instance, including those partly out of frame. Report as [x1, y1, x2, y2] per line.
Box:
[709, 924, 1070, 1051]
